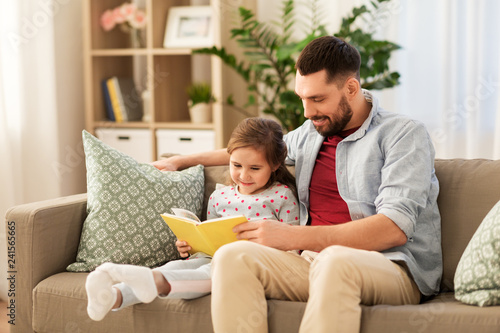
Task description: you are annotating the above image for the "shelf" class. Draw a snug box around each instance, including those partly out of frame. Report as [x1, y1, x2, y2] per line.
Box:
[153, 122, 214, 130]
[83, 0, 257, 161]
[91, 49, 149, 56]
[151, 48, 192, 55]
[93, 121, 151, 129]
[90, 48, 192, 56]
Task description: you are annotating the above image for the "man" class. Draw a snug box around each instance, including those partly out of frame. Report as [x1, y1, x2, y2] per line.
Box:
[153, 36, 442, 333]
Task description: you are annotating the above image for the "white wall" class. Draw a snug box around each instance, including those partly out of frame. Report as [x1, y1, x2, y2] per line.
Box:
[0, 0, 86, 301]
[257, 0, 363, 35]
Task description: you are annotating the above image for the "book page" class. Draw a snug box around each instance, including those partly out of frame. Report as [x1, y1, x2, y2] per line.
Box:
[171, 208, 201, 223]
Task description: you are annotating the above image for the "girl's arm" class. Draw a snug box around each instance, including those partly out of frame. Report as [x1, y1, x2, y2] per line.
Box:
[277, 188, 300, 226]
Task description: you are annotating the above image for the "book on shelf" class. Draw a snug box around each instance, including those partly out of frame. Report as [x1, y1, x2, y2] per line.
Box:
[161, 208, 247, 257]
[105, 77, 126, 122]
[115, 77, 143, 121]
[102, 76, 144, 122]
[101, 79, 115, 121]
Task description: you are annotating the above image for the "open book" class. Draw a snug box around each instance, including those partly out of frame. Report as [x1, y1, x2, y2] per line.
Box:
[161, 208, 247, 256]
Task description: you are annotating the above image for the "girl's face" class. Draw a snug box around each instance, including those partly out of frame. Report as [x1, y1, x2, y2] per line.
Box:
[229, 146, 276, 195]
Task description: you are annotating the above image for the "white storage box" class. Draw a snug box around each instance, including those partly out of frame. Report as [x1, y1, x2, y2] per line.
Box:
[156, 129, 215, 157]
[95, 128, 152, 163]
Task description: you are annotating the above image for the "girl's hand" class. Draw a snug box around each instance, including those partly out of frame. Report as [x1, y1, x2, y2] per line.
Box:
[175, 240, 191, 258]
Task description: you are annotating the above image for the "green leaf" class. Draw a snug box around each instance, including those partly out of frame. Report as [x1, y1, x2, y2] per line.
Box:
[204, 0, 400, 131]
[225, 94, 235, 106]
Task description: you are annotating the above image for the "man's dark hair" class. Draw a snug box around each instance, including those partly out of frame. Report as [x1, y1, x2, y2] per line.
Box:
[295, 36, 361, 87]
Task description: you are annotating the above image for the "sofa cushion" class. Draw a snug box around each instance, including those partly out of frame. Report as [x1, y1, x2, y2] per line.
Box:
[454, 199, 500, 306]
[33, 272, 214, 332]
[434, 159, 500, 291]
[33, 273, 500, 333]
[67, 131, 204, 272]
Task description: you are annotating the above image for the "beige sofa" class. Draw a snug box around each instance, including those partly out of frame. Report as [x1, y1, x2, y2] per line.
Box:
[6, 159, 500, 333]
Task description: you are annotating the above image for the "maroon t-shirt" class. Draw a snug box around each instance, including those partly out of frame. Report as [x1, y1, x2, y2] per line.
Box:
[309, 127, 359, 226]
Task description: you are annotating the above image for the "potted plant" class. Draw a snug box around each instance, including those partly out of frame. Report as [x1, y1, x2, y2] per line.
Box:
[194, 0, 400, 131]
[186, 82, 216, 123]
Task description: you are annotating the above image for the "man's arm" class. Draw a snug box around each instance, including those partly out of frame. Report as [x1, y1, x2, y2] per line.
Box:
[233, 213, 407, 252]
[151, 148, 230, 171]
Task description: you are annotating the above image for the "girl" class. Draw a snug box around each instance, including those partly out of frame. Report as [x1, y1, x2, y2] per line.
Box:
[85, 117, 299, 321]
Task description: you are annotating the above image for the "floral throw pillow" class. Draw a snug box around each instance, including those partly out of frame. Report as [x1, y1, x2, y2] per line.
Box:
[67, 131, 204, 272]
[454, 200, 500, 306]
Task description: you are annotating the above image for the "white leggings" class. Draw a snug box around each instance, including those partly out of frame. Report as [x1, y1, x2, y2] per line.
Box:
[115, 254, 212, 310]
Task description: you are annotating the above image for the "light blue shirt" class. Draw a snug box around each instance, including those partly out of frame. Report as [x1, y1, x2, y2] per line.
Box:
[283, 90, 442, 296]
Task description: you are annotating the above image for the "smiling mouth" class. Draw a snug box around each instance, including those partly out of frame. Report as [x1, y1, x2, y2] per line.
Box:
[312, 118, 326, 125]
[311, 117, 329, 127]
[239, 181, 253, 186]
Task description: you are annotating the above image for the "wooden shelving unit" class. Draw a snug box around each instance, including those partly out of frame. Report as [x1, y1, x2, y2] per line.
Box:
[82, 0, 256, 161]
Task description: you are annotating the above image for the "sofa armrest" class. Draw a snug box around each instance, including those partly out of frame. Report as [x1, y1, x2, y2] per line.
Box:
[5, 193, 87, 333]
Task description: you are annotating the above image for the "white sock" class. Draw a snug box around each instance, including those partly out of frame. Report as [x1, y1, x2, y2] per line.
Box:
[85, 270, 117, 321]
[97, 262, 158, 303]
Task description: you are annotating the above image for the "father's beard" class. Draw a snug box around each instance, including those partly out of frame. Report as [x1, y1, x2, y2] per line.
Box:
[311, 95, 353, 137]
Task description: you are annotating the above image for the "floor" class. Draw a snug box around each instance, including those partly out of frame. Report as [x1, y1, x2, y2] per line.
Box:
[0, 301, 10, 333]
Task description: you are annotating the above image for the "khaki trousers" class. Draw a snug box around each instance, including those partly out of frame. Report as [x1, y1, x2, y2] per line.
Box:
[211, 241, 421, 333]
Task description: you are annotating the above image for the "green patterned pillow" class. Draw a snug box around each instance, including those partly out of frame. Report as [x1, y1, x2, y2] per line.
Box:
[454, 200, 500, 306]
[67, 130, 204, 272]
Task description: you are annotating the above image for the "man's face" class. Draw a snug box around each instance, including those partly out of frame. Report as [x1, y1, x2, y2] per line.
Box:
[295, 70, 353, 137]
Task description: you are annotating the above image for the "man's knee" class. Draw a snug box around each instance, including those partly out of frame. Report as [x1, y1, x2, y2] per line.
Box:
[313, 245, 366, 278]
[213, 241, 258, 263]
[317, 245, 360, 263]
[212, 241, 262, 275]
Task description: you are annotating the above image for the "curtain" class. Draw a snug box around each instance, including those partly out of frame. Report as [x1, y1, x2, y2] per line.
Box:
[0, 0, 86, 300]
[376, 0, 500, 159]
[259, 0, 500, 158]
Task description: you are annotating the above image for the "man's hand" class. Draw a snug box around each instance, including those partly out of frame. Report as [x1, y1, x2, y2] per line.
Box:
[175, 240, 191, 258]
[233, 220, 295, 251]
[151, 149, 230, 171]
[151, 156, 182, 171]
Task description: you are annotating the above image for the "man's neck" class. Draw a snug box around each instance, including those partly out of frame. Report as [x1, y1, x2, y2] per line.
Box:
[344, 93, 372, 130]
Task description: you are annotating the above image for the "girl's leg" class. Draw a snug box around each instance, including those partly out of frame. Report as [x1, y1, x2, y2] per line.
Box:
[113, 269, 170, 309]
[86, 263, 168, 321]
[86, 257, 212, 320]
[154, 256, 212, 299]
[97, 262, 160, 302]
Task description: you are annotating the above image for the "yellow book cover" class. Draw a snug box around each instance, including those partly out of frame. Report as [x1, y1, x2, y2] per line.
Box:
[161, 209, 247, 256]
[106, 77, 124, 123]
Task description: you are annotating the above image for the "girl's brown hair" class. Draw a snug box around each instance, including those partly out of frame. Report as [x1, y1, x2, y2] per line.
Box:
[227, 117, 297, 195]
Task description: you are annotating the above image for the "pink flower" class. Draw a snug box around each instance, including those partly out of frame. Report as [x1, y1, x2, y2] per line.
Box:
[130, 10, 147, 29]
[100, 2, 147, 32]
[112, 7, 126, 24]
[100, 10, 116, 31]
[119, 3, 137, 20]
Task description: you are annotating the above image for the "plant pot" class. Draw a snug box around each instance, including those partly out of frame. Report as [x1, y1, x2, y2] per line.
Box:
[189, 103, 212, 123]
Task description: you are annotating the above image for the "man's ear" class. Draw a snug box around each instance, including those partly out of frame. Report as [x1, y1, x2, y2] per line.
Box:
[345, 77, 360, 98]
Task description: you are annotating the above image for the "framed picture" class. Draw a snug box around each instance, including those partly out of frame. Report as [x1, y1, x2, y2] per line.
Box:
[163, 6, 214, 49]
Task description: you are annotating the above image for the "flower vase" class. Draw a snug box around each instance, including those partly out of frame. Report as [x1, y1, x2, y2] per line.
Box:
[130, 28, 145, 48]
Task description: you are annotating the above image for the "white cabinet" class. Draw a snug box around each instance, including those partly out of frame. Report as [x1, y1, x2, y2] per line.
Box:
[95, 128, 152, 163]
[156, 129, 215, 157]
